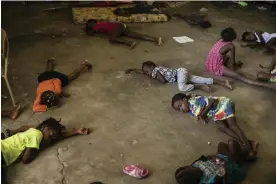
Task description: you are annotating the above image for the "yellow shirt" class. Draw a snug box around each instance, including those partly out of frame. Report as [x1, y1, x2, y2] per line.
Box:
[1, 128, 43, 167]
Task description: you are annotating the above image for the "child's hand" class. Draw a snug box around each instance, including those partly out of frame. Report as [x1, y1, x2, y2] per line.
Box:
[213, 99, 219, 108]
[156, 71, 166, 83]
[77, 128, 90, 135]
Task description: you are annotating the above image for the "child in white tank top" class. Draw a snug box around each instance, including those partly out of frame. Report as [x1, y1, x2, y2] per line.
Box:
[254, 32, 276, 44]
[241, 30, 276, 53]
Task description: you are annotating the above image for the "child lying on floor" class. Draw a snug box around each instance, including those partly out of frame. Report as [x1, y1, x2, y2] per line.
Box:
[85, 19, 162, 50]
[1, 117, 89, 184]
[171, 93, 258, 159]
[125, 61, 232, 92]
[241, 30, 276, 52]
[33, 58, 92, 112]
[175, 139, 258, 184]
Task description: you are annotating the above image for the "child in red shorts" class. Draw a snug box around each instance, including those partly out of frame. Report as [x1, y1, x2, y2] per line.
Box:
[85, 19, 162, 50]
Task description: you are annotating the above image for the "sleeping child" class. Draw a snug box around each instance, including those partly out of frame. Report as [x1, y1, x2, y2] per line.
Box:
[125, 61, 232, 92]
[85, 19, 162, 50]
[1, 117, 90, 184]
[33, 58, 92, 112]
[241, 30, 276, 52]
[175, 139, 258, 184]
[171, 93, 258, 159]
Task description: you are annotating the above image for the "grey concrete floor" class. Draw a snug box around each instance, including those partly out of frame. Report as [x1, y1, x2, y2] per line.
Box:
[1, 2, 276, 184]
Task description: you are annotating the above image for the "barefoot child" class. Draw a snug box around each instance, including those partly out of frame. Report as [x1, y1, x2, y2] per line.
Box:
[175, 139, 258, 184]
[1, 104, 22, 120]
[206, 27, 276, 90]
[126, 61, 232, 92]
[1, 117, 90, 183]
[171, 93, 258, 158]
[85, 19, 162, 50]
[33, 58, 92, 112]
[241, 30, 276, 52]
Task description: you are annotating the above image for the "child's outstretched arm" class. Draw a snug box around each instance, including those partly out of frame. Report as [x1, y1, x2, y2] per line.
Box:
[241, 42, 262, 49]
[197, 98, 218, 124]
[125, 68, 143, 74]
[60, 128, 90, 140]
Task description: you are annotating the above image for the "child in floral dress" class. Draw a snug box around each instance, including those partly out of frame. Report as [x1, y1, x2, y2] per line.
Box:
[171, 93, 258, 159]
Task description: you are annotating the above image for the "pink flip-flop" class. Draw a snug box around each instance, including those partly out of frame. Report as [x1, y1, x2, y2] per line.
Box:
[123, 164, 149, 179]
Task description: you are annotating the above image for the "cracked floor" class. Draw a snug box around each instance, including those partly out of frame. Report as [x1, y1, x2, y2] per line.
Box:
[1, 2, 276, 184]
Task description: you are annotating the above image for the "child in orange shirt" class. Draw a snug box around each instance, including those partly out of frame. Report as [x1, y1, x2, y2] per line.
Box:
[33, 59, 92, 112]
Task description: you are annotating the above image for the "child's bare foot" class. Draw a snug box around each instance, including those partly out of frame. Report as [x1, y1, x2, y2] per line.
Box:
[11, 104, 22, 120]
[225, 80, 233, 90]
[200, 84, 212, 93]
[130, 42, 137, 50]
[157, 37, 163, 46]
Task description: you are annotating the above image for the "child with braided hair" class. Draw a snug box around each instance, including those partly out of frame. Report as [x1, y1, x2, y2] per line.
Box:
[33, 58, 92, 112]
[1, 117, 90, 183]
[206, 27, 276, 90]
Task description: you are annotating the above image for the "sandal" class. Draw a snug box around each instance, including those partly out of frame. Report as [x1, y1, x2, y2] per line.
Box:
[123, 164, 149, 179]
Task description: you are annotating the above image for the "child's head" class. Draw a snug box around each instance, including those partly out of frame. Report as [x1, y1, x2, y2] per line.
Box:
[40, 90, 58, 108]
[241, 31, 256, 41]
[171, 93, 190, 113]
[175, 166, 203, 184]
[36, 117, 64, 146]
[85, 19, 98, 35]
[141, 61, 156, 77]
[221, 27, 237, 42]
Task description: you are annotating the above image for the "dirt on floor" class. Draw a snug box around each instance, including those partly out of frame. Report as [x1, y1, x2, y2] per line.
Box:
[1, 2, 276, 184]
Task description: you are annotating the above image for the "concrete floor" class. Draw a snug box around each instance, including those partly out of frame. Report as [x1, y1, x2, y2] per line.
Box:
[1, 2, 276, 184]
